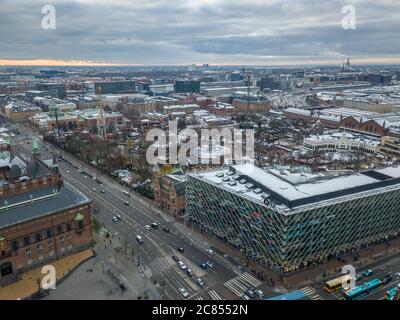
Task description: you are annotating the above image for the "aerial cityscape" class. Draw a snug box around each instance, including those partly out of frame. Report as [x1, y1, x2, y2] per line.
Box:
[1, 0, 400, 307]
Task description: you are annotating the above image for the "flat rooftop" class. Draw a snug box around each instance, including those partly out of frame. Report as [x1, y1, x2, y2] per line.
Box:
[0, 182, 90, 229]
[191, 164, 400, 211]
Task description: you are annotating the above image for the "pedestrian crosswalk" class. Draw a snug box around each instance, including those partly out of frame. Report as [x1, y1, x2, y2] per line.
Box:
[300, 286, 324, 300]
[208, 290, 223, 300]
[224, 272, 262, 297]
[196, 296, 204, 300]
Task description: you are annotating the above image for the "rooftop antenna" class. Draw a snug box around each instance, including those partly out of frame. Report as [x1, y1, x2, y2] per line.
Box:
[97, 85, 107, 140]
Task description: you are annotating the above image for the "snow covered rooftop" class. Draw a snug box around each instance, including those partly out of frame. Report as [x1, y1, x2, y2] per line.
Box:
[191, 163, 400, 212]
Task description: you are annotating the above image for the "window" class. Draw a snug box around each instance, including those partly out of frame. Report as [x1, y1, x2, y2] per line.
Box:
[67, 245, 72, 250]
[23, 237, 31, 246]
[26, 258, 33, 265]
[49, 250, 54, 257]
[25, 248, 32, 256]
[38, 254, 44, 261]
[37, 244, 43, 251]
[46, 229, 53, 238]
[60, 246, 65, 253]
[77, 221, 84, 230]
[57, 225, 63, 234]
[35, 233, 42, 242]
[66, 234, 72, 241]
[48, 239, 53, 247]
[59, 236, 64, 243]
[11, 240, 18, 251]
[66, 223, 72, 231]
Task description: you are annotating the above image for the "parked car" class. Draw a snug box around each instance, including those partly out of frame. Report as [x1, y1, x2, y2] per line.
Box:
[145, 225, 152, 231]
[206, 261, 214, 268]
[178, 287, 189, 298]
[100, 190, 105, 194]
[112, 216, 118, 222]
[172, 255, 179, 262]
[92, 188, 96, 192]
[116, 215, 122, 221]
[355, 274, 363, 282]
[124, 201, 130, 206]
[151, 222, 159, 229]
[177, 247, 185, 253]
[187, 269, 193, 277]
[363, 269, 373, 277]
[382, 274, 393, 285]
[195, 278, 205, 287]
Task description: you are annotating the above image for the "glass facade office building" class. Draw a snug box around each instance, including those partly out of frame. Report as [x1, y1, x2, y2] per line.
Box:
[186, 164, 400, 274]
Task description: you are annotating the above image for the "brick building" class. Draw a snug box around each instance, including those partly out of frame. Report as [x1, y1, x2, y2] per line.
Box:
[0, 143, 93, 287]
[153, 173, 186, 217]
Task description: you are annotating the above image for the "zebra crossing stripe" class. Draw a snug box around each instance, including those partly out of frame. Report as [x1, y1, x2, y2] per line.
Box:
[224, 282, 243, 296]
[209, 290, 222, 300]
[241, 273, 262, 286]
[196, 296, 204, 300]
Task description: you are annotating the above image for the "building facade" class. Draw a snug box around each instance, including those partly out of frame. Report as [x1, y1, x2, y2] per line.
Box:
[0, 146, 93, 287]
[186, 164, 400, 274]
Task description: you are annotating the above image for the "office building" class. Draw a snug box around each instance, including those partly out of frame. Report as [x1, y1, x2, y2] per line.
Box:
[186, 164, 400, 274]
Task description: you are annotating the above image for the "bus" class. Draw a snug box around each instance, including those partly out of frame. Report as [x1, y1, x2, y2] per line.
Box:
[343, 279, 383, 300]
[384, 287, 400, 301]
[364, 278, 383, 294]
[324, 275, 353, 293]
[343, 285, 368, 300]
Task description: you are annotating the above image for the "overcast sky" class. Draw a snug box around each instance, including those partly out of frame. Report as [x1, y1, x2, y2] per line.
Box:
[1, 0, 399, 66]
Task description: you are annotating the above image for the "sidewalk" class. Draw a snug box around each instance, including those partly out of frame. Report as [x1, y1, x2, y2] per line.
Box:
[0, 249, 95, 300]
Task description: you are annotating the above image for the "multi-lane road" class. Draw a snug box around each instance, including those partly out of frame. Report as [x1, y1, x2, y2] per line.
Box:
[9, 121, 272, 300]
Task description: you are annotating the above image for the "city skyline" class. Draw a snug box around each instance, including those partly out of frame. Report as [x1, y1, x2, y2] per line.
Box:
[1, 0, 400, 66]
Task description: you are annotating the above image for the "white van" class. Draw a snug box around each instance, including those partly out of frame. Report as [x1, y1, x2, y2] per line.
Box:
[136, 235, 144, 244]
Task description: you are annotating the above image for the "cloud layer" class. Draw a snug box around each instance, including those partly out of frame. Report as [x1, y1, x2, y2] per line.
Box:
[1, 0, 399, 66]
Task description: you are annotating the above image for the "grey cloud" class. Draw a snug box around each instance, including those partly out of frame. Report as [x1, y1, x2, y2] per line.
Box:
[0, 0, 399, 65]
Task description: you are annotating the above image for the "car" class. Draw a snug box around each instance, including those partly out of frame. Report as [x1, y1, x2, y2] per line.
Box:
[100, 190, 105, 194]
[136, 235, 144, 244]
[163, 227, 170, 233]
[116, 215, 122, 221]
[66, 170, 70, 174]
[145, 225, 152, 231]
[124, 202, 130, 206]
[245, 288, 256, 298]
[92, 188, 96, 192]
[241, 294, 250, 300]
[112, 216, 119, 222]
[395, 272, 400, 278]
[363, 269, 373, 277]
[187, 269, 193, 277]
[199, 263, 207, 270]
[206, 261, 214, 268]
[178, 261, 187, 271]
[255, 290, 264, 298]
[195, 278, 205, 287]
[206, 249, 214, 255]
[172, 255, 179, 262]
[382, 274, 393, 285]
[178, 287, 189, 298]
[177, 247, 185, 253]
[151, 223, 159, 229]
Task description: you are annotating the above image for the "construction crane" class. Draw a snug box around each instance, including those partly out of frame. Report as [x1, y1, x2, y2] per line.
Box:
[97, 85, 107, 140]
